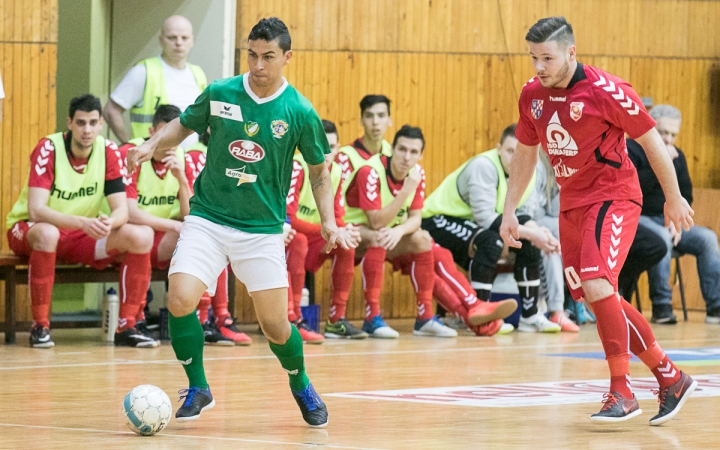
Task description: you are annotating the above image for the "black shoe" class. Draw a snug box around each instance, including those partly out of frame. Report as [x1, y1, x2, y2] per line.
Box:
[135, 320, 155, 339]
[29, 325, 54, 348]
[114, 327, 159, 348]
[590, 392, 642, 422]
[705, 307, 720, 324]
[175, 387, 215, 421]
[324, 318, 369, 339]
[651, 304, 678, 324]
[202, 321, 234, 346]
[649, 371, 697, 426]
[292, 383, 328, 427]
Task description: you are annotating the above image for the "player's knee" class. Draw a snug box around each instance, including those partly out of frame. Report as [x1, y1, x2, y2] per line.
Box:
[27, 223, 60, 251]
[471, 230, 503, 267]
[260, 317, 291, 344]
[411, 229, 433, 252]
[167, 290, 199, 317]
[124, 224, 154, 253]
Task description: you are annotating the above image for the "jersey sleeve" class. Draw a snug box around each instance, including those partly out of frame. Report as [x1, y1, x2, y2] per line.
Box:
[104, 140, 126, 196]
[286, 159, 305, 216]
[355, 166, 383, 210]
[180, 84, 211, 135]
[334, 180, 346, 224]
[409, 166, 426, 210]
[596, 77, 656, 139]
[296, 109, 329, 166]
[109, 64, 146, 110]
[335, 151, 354, 182]
[515, 84, 541, 146]
[27, 138, 56, 189]
[118, 143, 138, 198]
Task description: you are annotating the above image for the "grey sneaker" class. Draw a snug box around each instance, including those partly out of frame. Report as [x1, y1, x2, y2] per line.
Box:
[324, 319, 368, 339]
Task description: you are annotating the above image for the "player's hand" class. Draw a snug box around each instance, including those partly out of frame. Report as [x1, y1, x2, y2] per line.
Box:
[401, 170, 422, 195]
[283, 226, 296, 246]
[668, 221, 682, 247]
[500, 214, 522, 249]
[168, 219, 183, 235]
[531, 227, 560, 254]
[127, 142, 155, 174]
[377, 227, 403, 251]
[83, 217, 112, 240]
[341, 224, 362, 247]
[321, 223, 354, 253]
[163, 150, 185, 180]
[664, 195, 694, 233]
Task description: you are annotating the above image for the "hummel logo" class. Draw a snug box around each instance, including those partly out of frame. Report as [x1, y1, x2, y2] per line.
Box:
[284, 368, 299, 375]
[180, 358, 192, 365]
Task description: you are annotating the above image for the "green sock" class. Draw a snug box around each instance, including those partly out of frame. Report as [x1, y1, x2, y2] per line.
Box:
[269, 325, 310, 392]
[169, 311, 208, 389]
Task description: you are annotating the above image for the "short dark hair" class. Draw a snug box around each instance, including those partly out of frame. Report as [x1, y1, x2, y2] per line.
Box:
[525, 16, 574, 47]
[360, 95, 391, 116]
[152, 104, 182, 127]
[322, 119, 337, 135]
[500, 123, 517, 145]
[248, 17, 291, 53]
[392, 125, 425, 151]
[69, 94, 102, 119]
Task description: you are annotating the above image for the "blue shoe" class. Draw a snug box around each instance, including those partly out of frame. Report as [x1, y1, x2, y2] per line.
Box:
[175, 387, 215, 421]
[413, 316, 457, 337]
[362, 315, 399, 339]
[581, 303, 596, 323]
[292, 383, 328, 427]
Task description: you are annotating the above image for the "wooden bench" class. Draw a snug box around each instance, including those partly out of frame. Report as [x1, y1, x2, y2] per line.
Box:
[0, 253, 169, 344]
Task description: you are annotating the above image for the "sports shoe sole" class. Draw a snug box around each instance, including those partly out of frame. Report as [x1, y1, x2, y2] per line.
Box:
[308, 418, 329, 428]
[303, 339, 325, 345]
[467, 299, 518, 326]
[175, 398, 216, 422]
[517, 324, 561, 333]
[590, 408, 643, 423]
[31, 342, 55, 348]
[412, 330, 457, 337]
[205, 340, 234, 347]
[368, 331, 399, 339]
[648, 379, 698, 426]
[324, 332, 368, 339]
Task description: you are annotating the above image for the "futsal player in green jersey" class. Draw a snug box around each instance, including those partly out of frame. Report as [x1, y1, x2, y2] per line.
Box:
[128, 17, 353, 427]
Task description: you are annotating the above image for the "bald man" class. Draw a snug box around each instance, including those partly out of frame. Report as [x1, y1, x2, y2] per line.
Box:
[105, 15, 207, 149]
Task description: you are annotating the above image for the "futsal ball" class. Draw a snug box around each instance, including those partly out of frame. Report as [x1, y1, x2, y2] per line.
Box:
[122, 384, 172, 436]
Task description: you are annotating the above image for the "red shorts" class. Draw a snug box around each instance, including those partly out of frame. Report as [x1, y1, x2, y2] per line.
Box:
[559, 200, 641, 300]
[304, 233, 354, 273]
[151, 231, 171, 270]
[6, 221, 116, 269]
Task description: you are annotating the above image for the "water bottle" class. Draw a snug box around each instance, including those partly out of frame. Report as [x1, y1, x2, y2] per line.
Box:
[101, 287, 119, 342]
[300, 287, 310, 307]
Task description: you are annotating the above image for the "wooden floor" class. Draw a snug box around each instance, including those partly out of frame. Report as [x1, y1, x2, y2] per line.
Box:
[1, 312, 719, 449]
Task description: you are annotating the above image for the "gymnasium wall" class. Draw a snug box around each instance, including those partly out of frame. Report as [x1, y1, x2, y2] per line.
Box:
[234, 0, 720, 321]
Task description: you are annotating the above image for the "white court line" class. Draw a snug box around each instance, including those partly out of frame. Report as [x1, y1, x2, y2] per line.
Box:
[0, 423, 385, 450]
[1, 337, 717, 372]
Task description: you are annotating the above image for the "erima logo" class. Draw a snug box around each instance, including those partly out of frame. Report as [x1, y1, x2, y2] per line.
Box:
[210, 101, 243, 122]
[180, 358, 192, 365]
[550, 96, 566, 102]
[581, 266, 599, 273]
[283, 368, 299, 375]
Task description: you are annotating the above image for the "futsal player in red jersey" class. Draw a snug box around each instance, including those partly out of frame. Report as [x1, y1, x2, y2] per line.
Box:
[500, 17, 696, 425]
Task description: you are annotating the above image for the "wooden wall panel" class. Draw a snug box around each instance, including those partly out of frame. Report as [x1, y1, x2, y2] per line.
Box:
[0, 0, 58, 323]
[231, 0, 720, 321]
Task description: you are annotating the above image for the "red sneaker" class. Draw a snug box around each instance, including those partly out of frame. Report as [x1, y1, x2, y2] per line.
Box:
[217, 317, 253, 346]
[467, 299, 518, 326]
[470, 319, 503, 336]
[549, 311, 580, 332]
[295, 320, 325, 344]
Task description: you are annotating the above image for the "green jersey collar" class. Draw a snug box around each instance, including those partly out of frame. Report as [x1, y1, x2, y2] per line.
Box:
[242, 72, 289, 105]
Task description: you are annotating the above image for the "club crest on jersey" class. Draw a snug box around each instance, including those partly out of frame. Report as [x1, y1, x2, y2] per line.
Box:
[570, 102, 584, 122]
[531, 100, 544, 119]
[271, 120, 289, 139]
[244, 121, 259, 137]
[226, 166, 258, 186]
[228, 140, 265, 163]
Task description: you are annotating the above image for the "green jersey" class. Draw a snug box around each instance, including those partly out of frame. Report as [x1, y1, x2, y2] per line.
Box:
[180, 74, 329, 234]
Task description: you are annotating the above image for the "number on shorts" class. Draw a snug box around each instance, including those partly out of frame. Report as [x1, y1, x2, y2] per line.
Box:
[564, 266, 582, 290]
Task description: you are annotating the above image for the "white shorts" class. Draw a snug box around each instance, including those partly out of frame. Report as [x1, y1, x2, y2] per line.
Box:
[169, 215, 288, 295]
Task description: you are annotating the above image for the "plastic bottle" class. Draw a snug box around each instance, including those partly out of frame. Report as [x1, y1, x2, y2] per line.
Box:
[301, 287, 310, 307]
[101, 287, 119, 342]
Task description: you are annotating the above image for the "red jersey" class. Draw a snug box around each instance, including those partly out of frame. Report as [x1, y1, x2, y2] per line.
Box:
[286, 160, 345, 235]
[117, 143, 197, 200]
[345, 155, 425, 212]
[516, 64, 655, 211]
[29, 133, 124, 190]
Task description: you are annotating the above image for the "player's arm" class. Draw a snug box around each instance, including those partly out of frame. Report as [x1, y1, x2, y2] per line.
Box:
[365, 169, 421, 230]
[127, 118, 193, 173]
[635, 129, 694, 231]
[501, 142, 541, 248]
[103, 99, 130, 144]
[307, 162, 353, 251]
[27, 187, 112, 239]
[127, 198, 182, 233]
[105, 192, 129, 230]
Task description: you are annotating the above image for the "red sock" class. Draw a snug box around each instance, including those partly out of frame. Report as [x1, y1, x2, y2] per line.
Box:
[212, 267, 230, 324]
[329, 247, 355, 322]
[117, 252, 151, 332]
[29, 250, 56, 328]
[433, 244, 478, 309]
[411, 251, 435, 320]
[197, 293, 211, 324]
[620, 299, 681, 388]
[590, 293, 632, 398]
[433, 275, 468, 320]
[287, 272, 298, 322]
[286, 233, 307, 321]
[361, 247, 386, 319]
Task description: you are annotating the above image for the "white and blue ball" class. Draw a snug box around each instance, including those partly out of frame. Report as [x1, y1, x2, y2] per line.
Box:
[122, 384, 172, 436]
